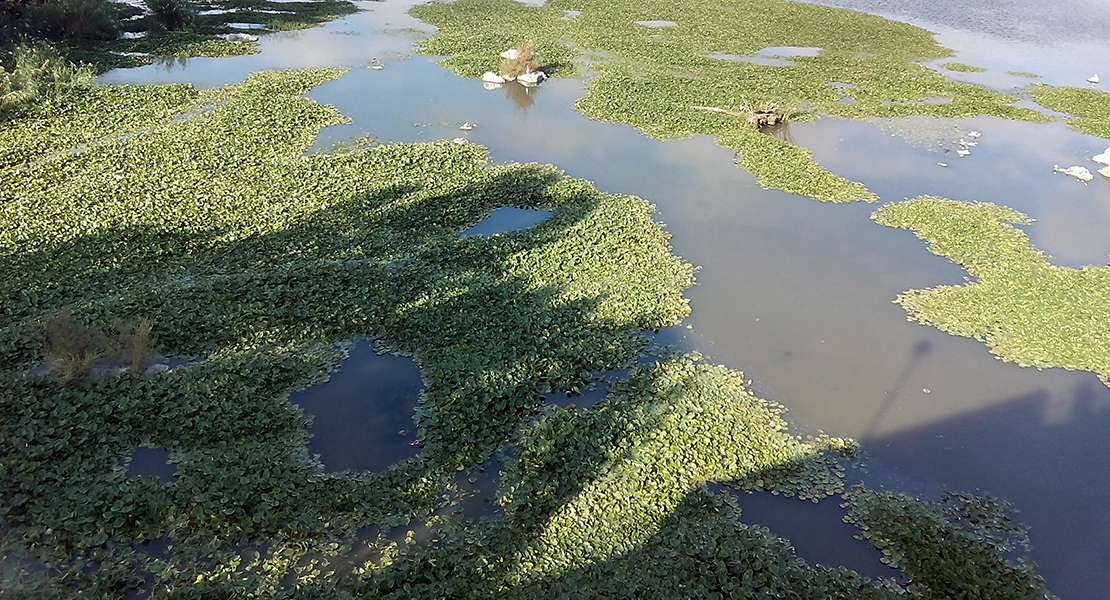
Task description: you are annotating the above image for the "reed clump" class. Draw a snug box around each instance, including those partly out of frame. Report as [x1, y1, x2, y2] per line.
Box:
[501, 42, 538, 78]
[41, 308, 158, 383]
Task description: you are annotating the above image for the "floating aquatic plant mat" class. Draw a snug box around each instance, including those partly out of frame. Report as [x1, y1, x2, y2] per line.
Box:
[1031, 84, 1110, 139]
[874, 197, 1110, 387]
[0, 69, 1055, 597]
[411, 0, 1051, 202]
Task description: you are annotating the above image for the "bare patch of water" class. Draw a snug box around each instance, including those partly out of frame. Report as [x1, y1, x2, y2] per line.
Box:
[288, 340, 423, 473]
[122, 446, 176, 480]
[462, 206, 552, 236]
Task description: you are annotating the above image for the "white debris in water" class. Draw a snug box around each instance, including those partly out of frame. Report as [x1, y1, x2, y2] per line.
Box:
[1099, 166, 1110, 180]
[1089, 74, 1100, 84]
[960, 140, 978, 147]
[1093, 147, 1110, 165]
[220, 33, 258, 42]
[956, 148, 971, 157]
[481, 72, 505, 84]
[966, 131, 982, 138]
[459, 122, 474, 131]
[1054, 165, 1093, 183]
[452, 138, 470, 144]
[517, 70, 547, 86]
[937, 162, 948, 167]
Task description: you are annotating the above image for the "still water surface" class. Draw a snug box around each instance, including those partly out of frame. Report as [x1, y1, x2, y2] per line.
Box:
[100, 1, 1110, 596]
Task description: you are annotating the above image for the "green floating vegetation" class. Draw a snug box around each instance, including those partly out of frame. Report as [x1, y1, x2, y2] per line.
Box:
[0, 67, 1053, 597]
[1008, 71, 1040, 79]
[844, 487, 1053, 600]
[873, 196, 1110, 386]
[411, 0, 1049, 202]
[940, 62, 986, 73]
[1031, 84, 1110, 138]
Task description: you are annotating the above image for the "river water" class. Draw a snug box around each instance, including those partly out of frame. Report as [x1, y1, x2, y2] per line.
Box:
[99, 1, 1110, 597]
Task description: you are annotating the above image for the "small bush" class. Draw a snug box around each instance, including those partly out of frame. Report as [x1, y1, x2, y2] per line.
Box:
[501, 42, 537, 78]
[0, 41, 94, 118]
[146, 0, 196, 32]
[112, 317, 157, 373]
[24, 0, 119, 40]
[42, 307, 106, 384]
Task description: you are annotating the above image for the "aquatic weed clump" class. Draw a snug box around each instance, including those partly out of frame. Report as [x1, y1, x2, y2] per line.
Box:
[1031, 84, 1110, 138]
[844, 486, 1055, 600]
[873, 197, 1110, 386]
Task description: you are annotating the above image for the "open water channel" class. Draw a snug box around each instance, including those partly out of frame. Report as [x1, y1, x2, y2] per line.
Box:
[100, 1, 1110, 596]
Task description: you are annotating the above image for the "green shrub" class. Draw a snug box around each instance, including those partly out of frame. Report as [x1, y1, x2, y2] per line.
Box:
[23, 0, 119, 40]
[145, 0, 196, 32]
[0, 41, 94, 118]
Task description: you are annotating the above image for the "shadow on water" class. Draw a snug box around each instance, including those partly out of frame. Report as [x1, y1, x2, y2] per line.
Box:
[122, 446, 177, 481]
[867, 376, 1110, 599]
[462, 206, 552, 237]
[288, 340, 423, 473]
[712, 484, 898, 580]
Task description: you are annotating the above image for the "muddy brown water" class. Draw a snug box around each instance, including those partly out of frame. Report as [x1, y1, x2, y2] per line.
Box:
[98, 1, 1110, 596]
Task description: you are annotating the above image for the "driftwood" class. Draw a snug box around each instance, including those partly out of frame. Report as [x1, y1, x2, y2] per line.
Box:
[692, 105, 746, 117]
[692, 103, 783, 126]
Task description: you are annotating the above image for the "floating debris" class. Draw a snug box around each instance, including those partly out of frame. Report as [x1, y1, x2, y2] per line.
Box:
[1099, 166, 1110, 180]
[370, 58, 383, 70]
[966, 131, 982, 138]
[1089, 74, 1100, 84]
[956, 148, 971, 157]
[452, 137, 469, 144]
[1054, 165, 1093, 183]
[517, 70, 547, 86]
[937, 162, 948, 167]
[220, 33, 258, 42]
[1093, 146, 1110, 165]
[959, 140, 978, 147]
[482, 72, 505, 84]
[459, 122, 474, 131]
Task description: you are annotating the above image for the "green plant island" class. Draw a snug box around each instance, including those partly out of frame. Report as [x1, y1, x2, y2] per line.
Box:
[0, 53, 1058, 597]
[874, 197, 1110, 387]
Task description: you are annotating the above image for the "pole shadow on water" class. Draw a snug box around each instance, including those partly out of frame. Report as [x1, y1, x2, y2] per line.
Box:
[867, 375, 1110, 599]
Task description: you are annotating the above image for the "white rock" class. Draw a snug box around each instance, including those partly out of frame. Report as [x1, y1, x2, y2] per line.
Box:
[481, 72, 505, 84]
[1099, 165, 1110, 180]
[452, 137, 470, 144]
[1089, 74, 1100, 84]
[1054, 165, 1093, 183]
[500, 48, 518, 60]
[1092, 146, 1110, 165]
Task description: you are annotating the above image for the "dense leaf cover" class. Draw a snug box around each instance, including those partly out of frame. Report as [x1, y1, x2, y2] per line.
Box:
[0, 68, 1053, 598]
